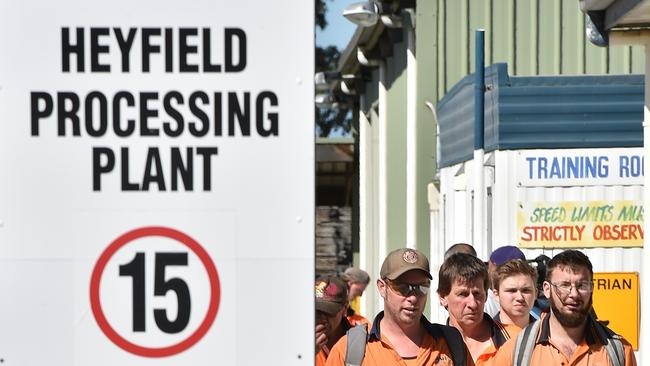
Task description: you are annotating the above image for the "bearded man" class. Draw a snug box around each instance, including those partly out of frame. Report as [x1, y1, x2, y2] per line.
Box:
[491, 250, 636, 366]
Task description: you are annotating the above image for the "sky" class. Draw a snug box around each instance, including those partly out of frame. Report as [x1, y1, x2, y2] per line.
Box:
[316, 0, 359, 49]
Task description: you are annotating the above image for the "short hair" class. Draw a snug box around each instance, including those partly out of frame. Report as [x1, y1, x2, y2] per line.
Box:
[444, 243, 477, 260]
[546, 250, 593, 280]
[341, 267, 370, 285]
[437, 253, 489, 296]
[492, 259, 538, 291]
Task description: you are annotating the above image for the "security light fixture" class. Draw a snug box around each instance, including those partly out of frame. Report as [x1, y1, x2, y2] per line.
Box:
[380, 14, 402, 28]
[357, 48, 381, 66]
[315, 92, 337, 108]
[340, 80, 356, 95]
[315, 72, 361, 96]
[315, 71, 343, 84]
[315, 71, 342, 91]
[343, 1, 380, 27]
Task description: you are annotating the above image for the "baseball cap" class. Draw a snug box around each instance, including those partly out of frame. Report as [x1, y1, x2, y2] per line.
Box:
[342, 267, 370, 285]
[315, 277, 348, 315]
[489, 245, 526, 265]
[380, 248, 432, 280]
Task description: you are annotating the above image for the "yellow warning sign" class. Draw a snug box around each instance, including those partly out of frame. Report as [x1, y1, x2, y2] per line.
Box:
[592, 272, 639, 349]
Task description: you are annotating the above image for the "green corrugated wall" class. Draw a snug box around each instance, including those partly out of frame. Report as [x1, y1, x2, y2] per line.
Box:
[359, 0, 644, 273]
[435, 0, 645, 101]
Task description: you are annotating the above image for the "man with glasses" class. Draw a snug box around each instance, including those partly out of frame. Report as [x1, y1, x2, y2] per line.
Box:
[491, 249, 637, 366]
[325, 248, 470, 366]
[438, 253, 519, 365]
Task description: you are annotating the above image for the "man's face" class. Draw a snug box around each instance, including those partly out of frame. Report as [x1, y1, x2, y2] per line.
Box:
[379, 270, 430, 326]
[348, 281, 368, 300]
[440, 277, 486, 329]
[495, 274, 536, 320]
[315, 307, 345, 336]
[543, 266, 593, 328]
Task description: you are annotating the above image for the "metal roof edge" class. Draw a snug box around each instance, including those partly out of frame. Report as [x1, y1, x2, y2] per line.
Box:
[437, 63, 509, 109]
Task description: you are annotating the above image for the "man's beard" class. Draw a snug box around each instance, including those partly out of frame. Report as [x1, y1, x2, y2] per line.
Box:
[549, 294, 592, 328]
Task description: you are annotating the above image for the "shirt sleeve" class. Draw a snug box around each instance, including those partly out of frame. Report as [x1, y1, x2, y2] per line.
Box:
[623, 340, 637, 366]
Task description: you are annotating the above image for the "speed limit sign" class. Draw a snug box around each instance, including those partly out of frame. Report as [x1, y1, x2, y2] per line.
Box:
[0, 0, 313, 364]
[90, 227, 220, 357]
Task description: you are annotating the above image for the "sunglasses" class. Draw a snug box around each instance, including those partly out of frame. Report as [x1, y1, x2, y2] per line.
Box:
[385, 279, 430, 297]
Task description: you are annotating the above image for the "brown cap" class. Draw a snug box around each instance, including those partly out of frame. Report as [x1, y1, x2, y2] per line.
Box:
[315, 277, 348, 315]
[380, 248, 432, 280]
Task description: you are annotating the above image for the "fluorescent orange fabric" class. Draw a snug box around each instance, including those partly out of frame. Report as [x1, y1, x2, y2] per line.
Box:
[490, 314, 637, 366]
[316, 348, 328, 366]
[316, 316, 351, 366]
[473, 316, 521, 366]
[325, 331, 459, 366]
[347, 313, 369, 327]
[325, 313, 473, 366]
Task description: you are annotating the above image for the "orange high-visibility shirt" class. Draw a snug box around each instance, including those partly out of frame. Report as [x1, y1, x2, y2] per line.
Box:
[490, 313, 637, 366]
[325, 312, 473, 366]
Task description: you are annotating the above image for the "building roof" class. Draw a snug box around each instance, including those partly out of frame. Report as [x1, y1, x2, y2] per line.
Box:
[436, 63, 644, 167]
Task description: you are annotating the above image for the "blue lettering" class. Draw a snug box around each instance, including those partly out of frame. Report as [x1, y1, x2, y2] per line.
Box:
[620, 156, 630, 177]
[550, 158, 561, 178]
[585, 156, 597, 177]
[526, 157, 536, 179]
[538, 157, 547, 179]
[567, 156, 579, 178]
[619, 155, 644, 178]
[630, 155, 643, 177]
[598, 156, 609, 178]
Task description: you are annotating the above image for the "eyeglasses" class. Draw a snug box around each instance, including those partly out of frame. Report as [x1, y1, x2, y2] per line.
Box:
[385, 279, 430, 297]
[548, 281, 593, 299]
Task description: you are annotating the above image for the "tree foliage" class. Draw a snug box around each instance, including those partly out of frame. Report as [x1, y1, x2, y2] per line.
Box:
[315, 0, 352, 138]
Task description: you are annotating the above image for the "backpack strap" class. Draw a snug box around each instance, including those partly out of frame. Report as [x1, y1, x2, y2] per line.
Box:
[437, 325, 467, 366]
[344, 324, 368, 366]
[512, 319, 541, 366]
[592, 320, 625, 366]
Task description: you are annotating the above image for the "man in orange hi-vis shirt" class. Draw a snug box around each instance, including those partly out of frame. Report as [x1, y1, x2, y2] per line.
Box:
[341, 267, 371, 326]
[438, 253, 520, 366]
[315, 277, 351, 366]
[325, 248, 472, 366]
[491, 250, 637, 366]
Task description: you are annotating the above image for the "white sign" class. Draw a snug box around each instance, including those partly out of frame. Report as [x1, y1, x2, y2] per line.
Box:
[515, 148, 644, 187]
[0, 1, 314, 365]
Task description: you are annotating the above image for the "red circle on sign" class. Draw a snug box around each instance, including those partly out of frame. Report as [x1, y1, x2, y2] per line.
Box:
[90, 226, 220, 357]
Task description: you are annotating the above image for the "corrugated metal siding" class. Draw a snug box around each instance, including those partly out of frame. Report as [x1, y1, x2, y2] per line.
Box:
[435, 0, 645, 101]
[436, 63, 644, 168]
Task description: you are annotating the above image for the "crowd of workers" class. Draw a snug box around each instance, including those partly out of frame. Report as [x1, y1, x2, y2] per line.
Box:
[315, 244, 636, 366]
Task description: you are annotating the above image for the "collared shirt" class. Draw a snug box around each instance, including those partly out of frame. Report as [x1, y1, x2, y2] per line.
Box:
[494, 311, 536, 329]
[448, 313, 520, 366]
[490, 312, 638, 366]
[325, 312, 471, 366]
[347, 309, 370, 326]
